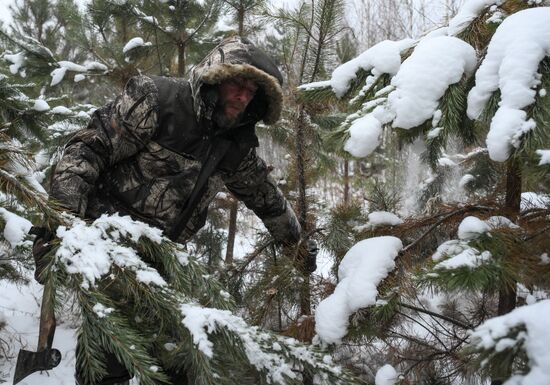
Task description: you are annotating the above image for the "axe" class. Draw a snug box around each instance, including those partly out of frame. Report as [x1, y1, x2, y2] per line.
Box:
[13, 278, 62, 384]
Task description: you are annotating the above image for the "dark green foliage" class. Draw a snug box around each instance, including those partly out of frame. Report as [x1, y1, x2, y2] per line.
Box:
[323, 202, 363, 262]
[462, 150, 502, 197]
[241, 247, 303, 328]
[424, 79, 476, 169]
[346, 291, 401, 341]
[366, 179, 402, 213]
[418, 231, 523, 294]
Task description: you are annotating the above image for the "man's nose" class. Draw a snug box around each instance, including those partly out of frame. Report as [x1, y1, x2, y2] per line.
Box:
[235, 88, 253, 103]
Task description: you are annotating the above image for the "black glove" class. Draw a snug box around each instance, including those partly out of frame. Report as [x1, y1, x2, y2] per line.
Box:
[295, 239, 317, 274]
[30, 226, 55, 284]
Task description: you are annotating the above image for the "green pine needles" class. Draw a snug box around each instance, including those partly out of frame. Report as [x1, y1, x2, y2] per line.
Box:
[39, 214, 358, 385]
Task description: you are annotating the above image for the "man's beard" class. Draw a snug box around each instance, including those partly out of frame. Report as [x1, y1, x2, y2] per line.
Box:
[213, 102, 245, 129]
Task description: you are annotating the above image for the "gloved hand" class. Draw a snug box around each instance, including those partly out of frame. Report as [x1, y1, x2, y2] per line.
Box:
[30, 226, 55, 284]
[297, 239, 318, 274]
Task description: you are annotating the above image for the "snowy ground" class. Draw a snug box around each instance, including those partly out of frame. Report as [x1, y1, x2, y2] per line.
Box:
[0, 277, 77, 385]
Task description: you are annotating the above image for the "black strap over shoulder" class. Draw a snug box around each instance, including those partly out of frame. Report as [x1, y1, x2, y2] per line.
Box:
[168, 138, 232, 241]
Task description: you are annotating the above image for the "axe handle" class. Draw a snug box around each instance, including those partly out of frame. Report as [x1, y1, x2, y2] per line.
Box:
[37, 279, 56, 352]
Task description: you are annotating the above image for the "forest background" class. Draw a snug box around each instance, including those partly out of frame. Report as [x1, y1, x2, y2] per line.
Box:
[1, 0, 550, 384]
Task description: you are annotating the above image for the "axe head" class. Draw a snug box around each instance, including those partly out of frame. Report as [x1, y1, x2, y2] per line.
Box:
[13, 348, 62, 384]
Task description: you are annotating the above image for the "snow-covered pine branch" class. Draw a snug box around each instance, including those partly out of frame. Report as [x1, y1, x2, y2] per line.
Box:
[42, 213, 358, 385]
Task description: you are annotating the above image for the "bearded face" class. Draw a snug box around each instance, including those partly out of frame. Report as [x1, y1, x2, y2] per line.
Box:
[214, 77, 258, 128]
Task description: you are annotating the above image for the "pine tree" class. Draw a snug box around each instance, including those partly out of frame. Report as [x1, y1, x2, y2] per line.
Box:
[298, 0, 550, 383]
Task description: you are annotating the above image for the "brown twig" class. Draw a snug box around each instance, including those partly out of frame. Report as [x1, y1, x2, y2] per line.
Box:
[398, 302, 472, 330]
[402, 205, 492, 253]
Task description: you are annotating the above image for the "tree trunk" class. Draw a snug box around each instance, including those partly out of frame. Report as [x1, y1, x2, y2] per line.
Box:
[178, 38, 186, 77]
[343, 159, 350, 205]
[491, 158, 521, 385]
[296, 108, 308, 231]
[238, 5, 245, 37]
[498, 158, 521, 316]
[505, 158, 522, 218]
[295, 107, 312, 348]
[225, 196, 238, 266]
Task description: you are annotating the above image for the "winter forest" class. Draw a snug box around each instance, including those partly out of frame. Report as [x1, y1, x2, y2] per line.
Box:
[1, 0, 550, 383]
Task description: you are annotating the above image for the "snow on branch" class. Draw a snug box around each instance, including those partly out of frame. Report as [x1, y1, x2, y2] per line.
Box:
[388, 36, 476, 129]
[536, 149, 550, 165]
[181, 304, 345, 384]
[315, 236, 403, 344]
[55, 213, 168, 289]
[447, 0, 501, 36]
[45, 213, 355, 384]
[467, 7, 550, 162]
[343, 36, 476, 158]
[123, 37, 153, 54]
[467, 299, 550, 385]
[331, 39, 414, 98]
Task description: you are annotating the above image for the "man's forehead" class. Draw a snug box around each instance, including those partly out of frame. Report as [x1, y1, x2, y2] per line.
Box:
[229, 76, 258, 90]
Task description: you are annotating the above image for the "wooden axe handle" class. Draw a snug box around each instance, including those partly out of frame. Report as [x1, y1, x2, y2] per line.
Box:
[37, 279, 56, 352]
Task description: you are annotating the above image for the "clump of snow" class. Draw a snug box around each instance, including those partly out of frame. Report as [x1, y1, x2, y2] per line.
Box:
[467, 8, 550, 162]
[438, 157, 457, 167]
[540, 253, 550, 265]
[432, 239, 471, 262]
[93, 303, 114, 318]
[457, 216, 490, 240]
[315, 236, 403, 344]
[459, 174, 475, 188]
[123, 37, 152, 54]
[0, 208, 32, 248]
[434, 248, 492, 270]
[4, 52, 26, 75]
[448, 0, 501, 35]
[469, 299, 550, 385]
[388, 36, 476, 129]
[33, 98, 50, 111]
[343, 114, 382, 157]
[368, 211, 403, 227]
[427, 127, 443, 139]
[58, 61, 87, 72]
[55, 214, 166, 288]
[536, 149, 550, 165]
[298, 80, 331, 91]
[74, 74, 86, 83]
[330, 39, 414, 98]
[431, 110, 442, 127]
[51, 106, 72, 115]
[521, 192, 550, 210]
[50, 61, 87, 87]
[375, 364, 398, 385]
[85, 61, 108, 72]
[164, 342, 177, 351]
[50, 67, 67, 86]
[485, 216, 519, 229]
[136, 270, 167, 286]
[77, 111, 90, 119]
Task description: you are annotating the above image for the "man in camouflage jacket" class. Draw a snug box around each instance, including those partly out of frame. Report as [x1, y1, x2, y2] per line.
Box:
[43, 36, 316, 385]
[51, 36, 302, 247]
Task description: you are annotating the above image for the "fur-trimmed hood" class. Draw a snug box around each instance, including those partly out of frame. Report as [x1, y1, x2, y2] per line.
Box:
[189, 36, 284, 125]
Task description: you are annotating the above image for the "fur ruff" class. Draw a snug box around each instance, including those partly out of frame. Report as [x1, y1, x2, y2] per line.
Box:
[200, 63, 283, 125]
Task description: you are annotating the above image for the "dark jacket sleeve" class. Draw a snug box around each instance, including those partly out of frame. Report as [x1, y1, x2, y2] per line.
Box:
[222, 148, 302, 245]
[50, 76, 159, 216]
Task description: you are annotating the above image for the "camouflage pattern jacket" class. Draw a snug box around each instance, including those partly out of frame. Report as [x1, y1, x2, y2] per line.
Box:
[50, 37, 301, 244]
